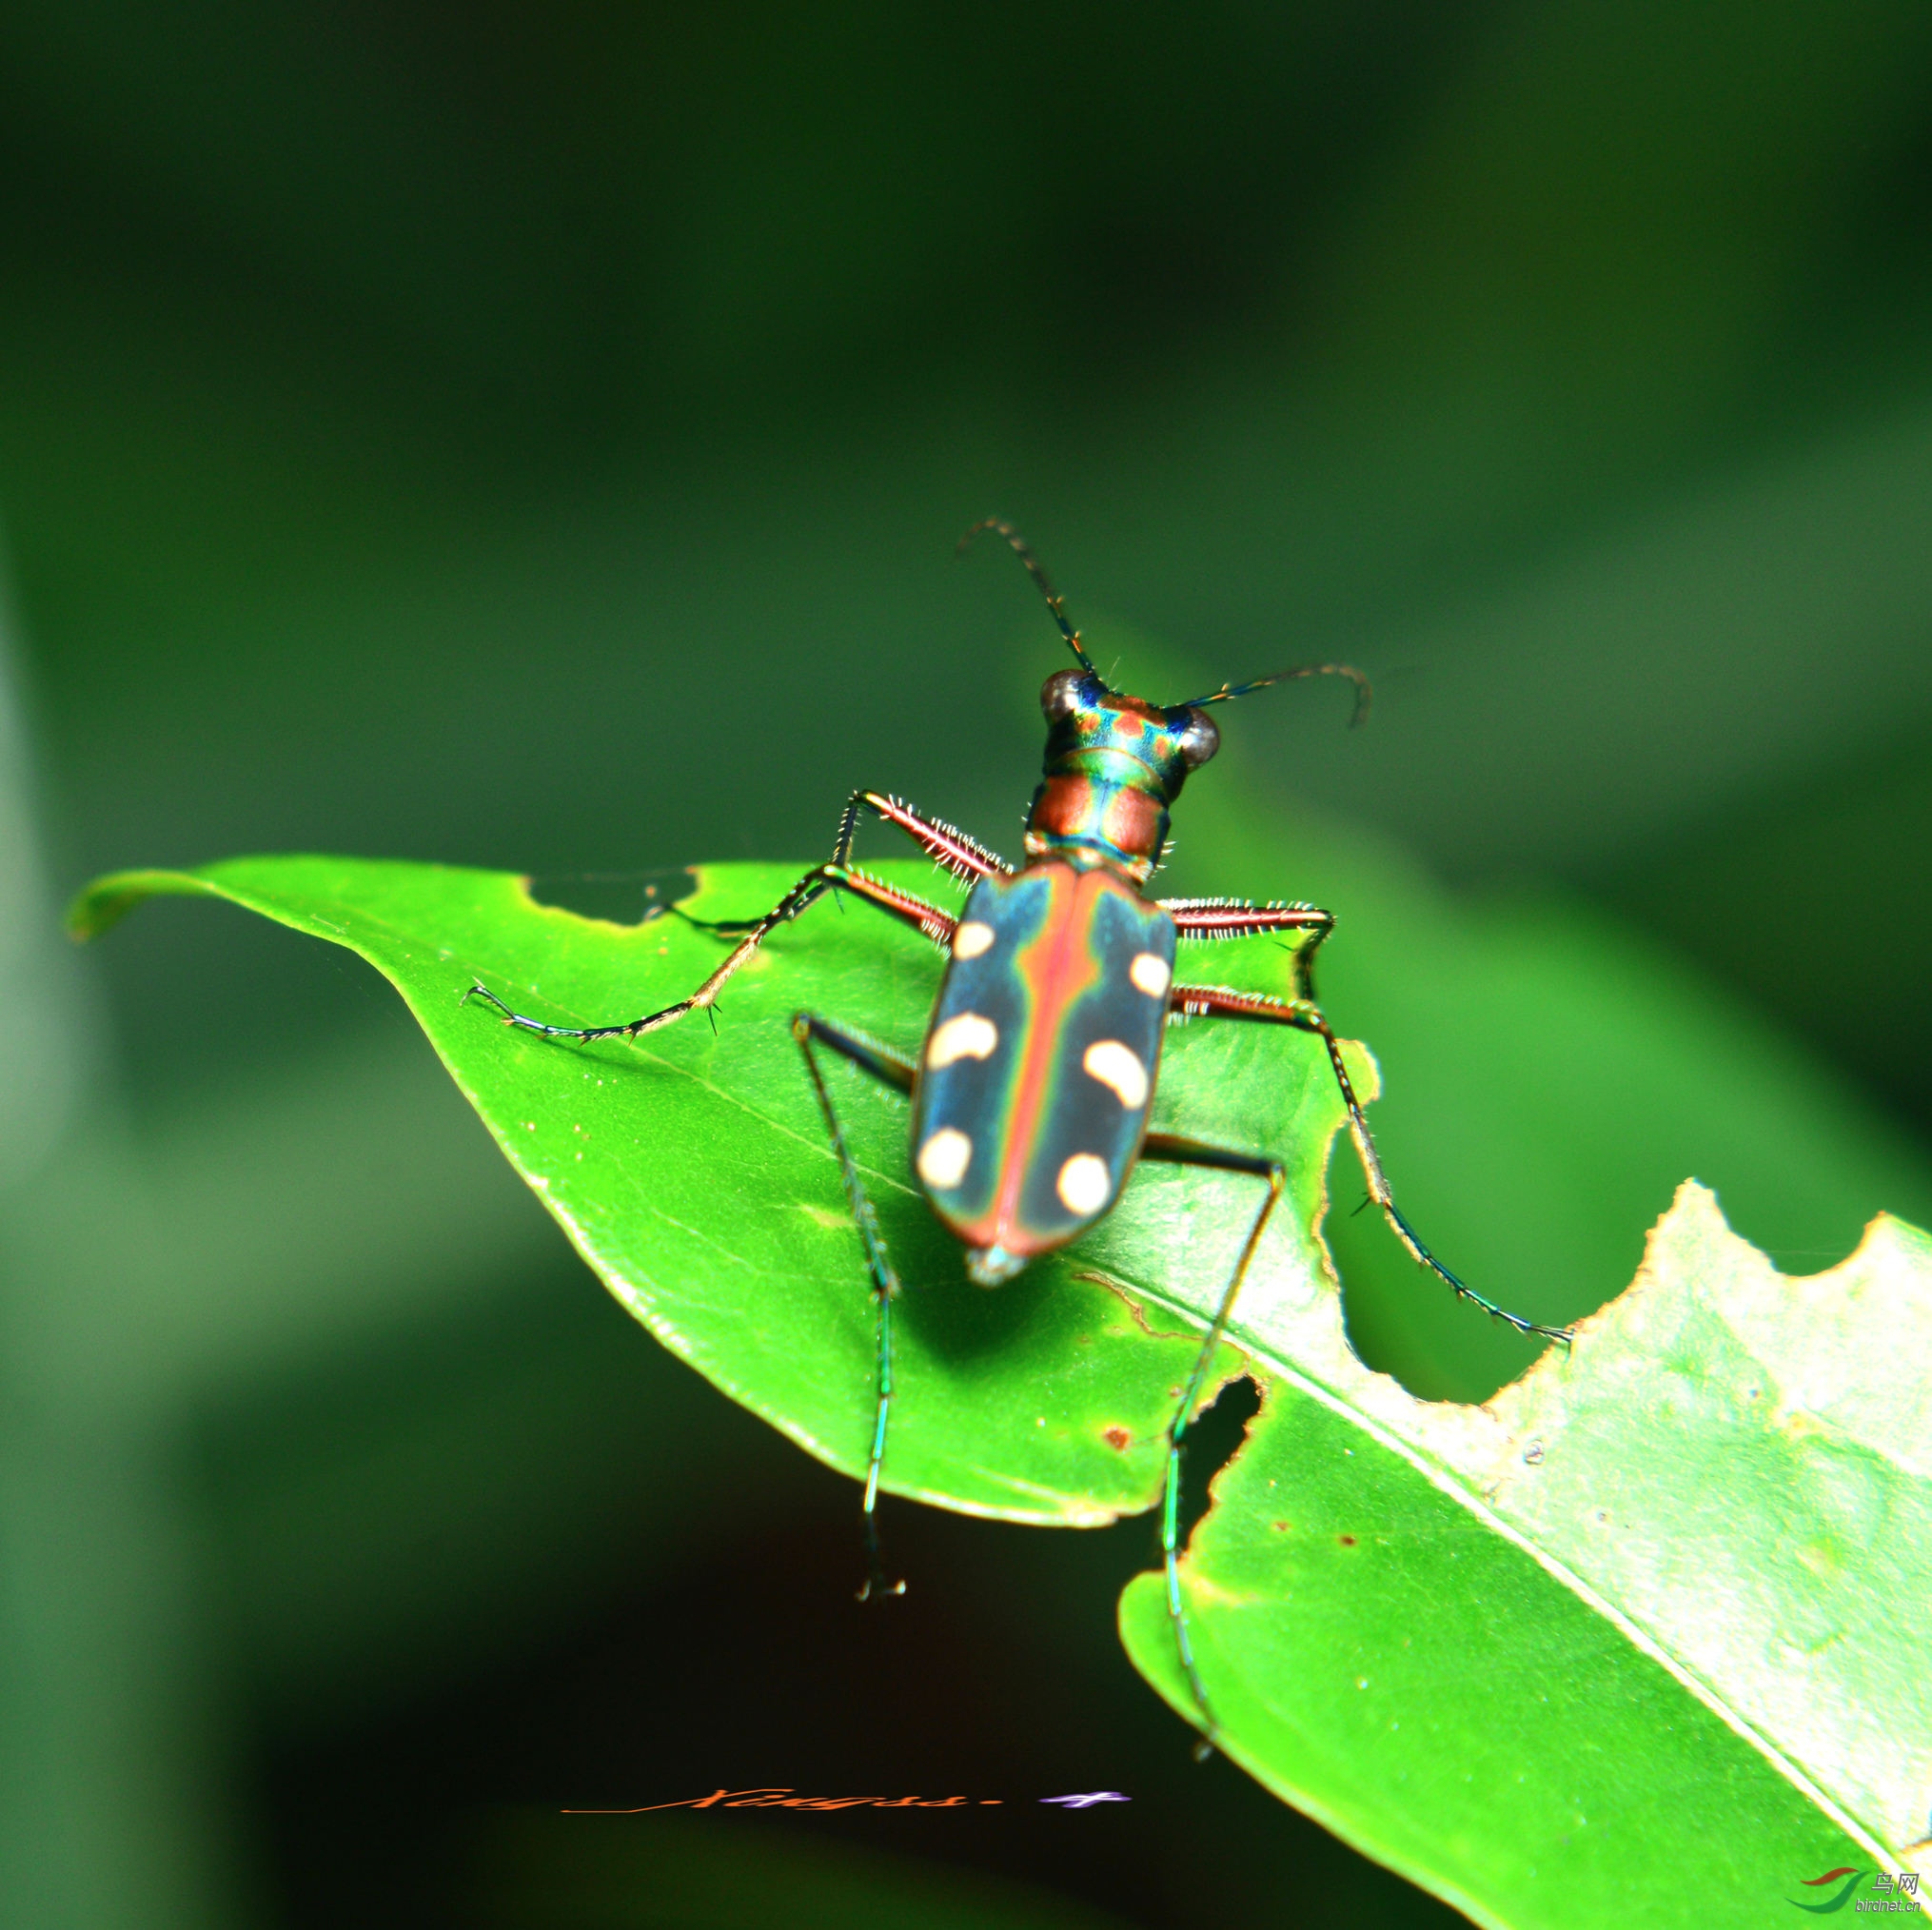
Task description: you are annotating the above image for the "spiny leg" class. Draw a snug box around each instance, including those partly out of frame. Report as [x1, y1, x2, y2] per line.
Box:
[1137, 1131, 1286, 1761]
[1164, 897, 1335, 1001]
[835, 791, 1013, 879]
[463, 861, 956, 1041]
[1170, 981, 1571, 1345]
[791, 1012, 917, 1603]
[680, 791, 1013, 941]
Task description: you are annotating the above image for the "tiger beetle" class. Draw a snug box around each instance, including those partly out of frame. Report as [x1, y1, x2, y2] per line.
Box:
[464, 522, 1570, 1759]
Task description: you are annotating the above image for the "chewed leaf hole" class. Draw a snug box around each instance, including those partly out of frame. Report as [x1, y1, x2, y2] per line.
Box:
[1176, 1372, 1262, 1546]
[525, 866, 698, 927]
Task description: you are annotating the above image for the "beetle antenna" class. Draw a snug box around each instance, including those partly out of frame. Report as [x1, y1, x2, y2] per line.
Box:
[1175, 662, 1371, 729]
[957, 519, 1100, 680]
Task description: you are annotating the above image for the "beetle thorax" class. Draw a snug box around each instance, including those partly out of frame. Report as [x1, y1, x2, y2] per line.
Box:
[1024, 768, 1169, 881]
[1024, 673, 1214, 881]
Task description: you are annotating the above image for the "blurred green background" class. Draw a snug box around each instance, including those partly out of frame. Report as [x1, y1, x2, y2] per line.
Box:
[5, 3, 1932, 1924]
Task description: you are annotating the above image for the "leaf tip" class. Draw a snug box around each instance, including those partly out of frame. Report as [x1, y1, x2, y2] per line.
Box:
[65, 870, 166, 941]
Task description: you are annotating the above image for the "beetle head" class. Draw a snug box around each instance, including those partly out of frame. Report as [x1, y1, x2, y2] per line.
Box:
[1038, 668, 1220, 804]
[960, 518, 1370, 875]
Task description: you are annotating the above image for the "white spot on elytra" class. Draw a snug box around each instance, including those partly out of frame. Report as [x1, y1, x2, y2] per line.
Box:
[1056, 1152, 1112, 1214]
[917, 1128, 973, 1190]
[927, 1012, 998, 1067]
[953, 920, 995, 959]
[1129, 952, 1171, 997]
[1082, 1039, 1149, 1109]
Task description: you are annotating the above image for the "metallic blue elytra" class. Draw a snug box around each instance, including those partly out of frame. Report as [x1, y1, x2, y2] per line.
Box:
[910, 863, 1176, 1283]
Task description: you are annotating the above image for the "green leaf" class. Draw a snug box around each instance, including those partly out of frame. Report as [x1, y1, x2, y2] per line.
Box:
[69, 855, 1340, 1526]
[72, 853, 1929, 1927]
[1120, 1185, 1932, 1926]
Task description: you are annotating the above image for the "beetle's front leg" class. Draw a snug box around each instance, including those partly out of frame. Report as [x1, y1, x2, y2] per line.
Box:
[464, 863, 956, 1042]
[1168, 981, 1570, 1345]
[681, 791, 1013, 941]
[834, 790, 1014, 879]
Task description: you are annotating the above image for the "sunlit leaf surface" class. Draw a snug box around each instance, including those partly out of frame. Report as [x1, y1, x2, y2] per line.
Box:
[71, 856, 1321, 1526]
[1121, 1185, 1932, 1927]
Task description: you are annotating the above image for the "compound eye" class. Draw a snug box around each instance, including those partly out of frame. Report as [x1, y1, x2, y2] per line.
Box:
[1170, 706, 1220, 769]
[1040, 667, 1086, 720]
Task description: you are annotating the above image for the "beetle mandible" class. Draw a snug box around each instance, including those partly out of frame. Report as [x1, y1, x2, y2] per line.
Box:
[465, 521, 1569, 1756]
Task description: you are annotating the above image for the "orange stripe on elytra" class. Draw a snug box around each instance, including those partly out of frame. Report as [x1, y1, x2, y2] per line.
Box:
[974, 868, 1102, 1251]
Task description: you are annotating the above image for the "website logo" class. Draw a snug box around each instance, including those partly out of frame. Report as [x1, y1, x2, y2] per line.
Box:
[1788, 1866, 1922, 1915]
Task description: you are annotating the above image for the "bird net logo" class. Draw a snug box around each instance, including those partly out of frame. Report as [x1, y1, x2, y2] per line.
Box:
[1789, 1866, 1922, 1914]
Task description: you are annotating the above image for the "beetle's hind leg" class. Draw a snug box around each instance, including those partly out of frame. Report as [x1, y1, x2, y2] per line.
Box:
[1167, 982, 1571, 1346]
[791, 1012, 917, 1603]
[1134, 1132, 1286, 1760]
